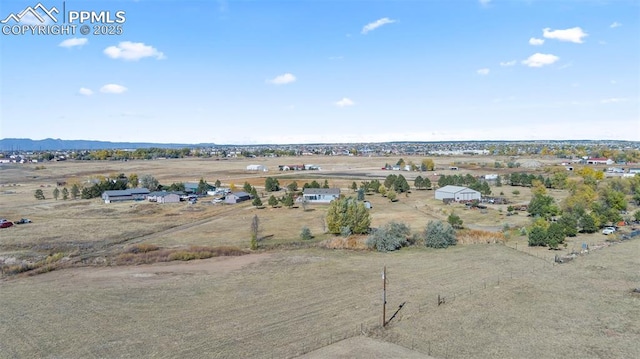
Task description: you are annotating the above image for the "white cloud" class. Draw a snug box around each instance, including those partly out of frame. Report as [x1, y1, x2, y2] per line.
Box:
[268, 73, 296, 85]
[479, 0, 491, 6]
[500, 60, 517, 67]
[476, 68, 490, 75]
[529, 37, 544, 46]
[601, 98, 627, 104]
[610, 22, 622, 28]
[542, 27, 588, 43]
[103, 41, 166, 61]
[100, 84, 128, 94]
[335, 98, 354, 107]
[59, 38, 88, 48]
[522, 53, 559, 67]
[361, 18, 396, 34]
[78, 87, 93, 96]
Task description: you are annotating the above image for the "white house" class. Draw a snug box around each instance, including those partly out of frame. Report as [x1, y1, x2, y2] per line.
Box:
[435, 185, 481, 202]
[302, 188, 340, 203]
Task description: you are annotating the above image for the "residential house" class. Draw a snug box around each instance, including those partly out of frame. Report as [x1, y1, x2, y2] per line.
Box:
[184, 182, 215, 194]
[302, 188, 341, 203]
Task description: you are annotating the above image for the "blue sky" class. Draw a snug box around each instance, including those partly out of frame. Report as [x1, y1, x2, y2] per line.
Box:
[1, 0, 638, 144]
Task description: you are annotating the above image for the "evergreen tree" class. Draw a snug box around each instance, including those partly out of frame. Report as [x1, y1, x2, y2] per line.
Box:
[34, 189, 45, 200]
[252, 196, 263, 207]
[268, 195, 279, 207]
[53, 187, 60, 200]
[300, 226, 313, 241]
[447, 212, 463, 229]
[394, 174, 410, 193]
[61, 187, 69, 200]
[71, 183, 80, 199]
[265, 177, 280, 191]
[282, 193, 294, 208]
[528, 226, 547, 247]
[547, 222, 565, 249]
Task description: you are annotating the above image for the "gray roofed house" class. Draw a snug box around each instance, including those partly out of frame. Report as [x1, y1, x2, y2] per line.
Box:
[225, 191, 252, 204]
[102, 188, 150, 203]
[302, 188, 340, 203]
[184, 182, 215, 194]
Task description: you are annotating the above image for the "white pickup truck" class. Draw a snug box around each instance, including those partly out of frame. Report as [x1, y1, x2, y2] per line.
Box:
[602, 227, 616, 235]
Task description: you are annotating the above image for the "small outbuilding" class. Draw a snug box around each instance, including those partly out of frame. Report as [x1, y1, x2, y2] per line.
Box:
[246, 164, 268, 172]
[435, 185, 481, 202]
[225, 191, 252, 204]
[148, 191, 182, 203]
[102, 188, 150, 204]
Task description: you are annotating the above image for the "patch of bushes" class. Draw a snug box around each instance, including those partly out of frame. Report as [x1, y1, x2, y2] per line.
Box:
[126, 243, 160, 253]
[366, 221, 410, 252]
[456, 229, 506, 244]
[1, 252, 67, 278]
[424, 220, 457, 249]
[114, 245, 248, 265]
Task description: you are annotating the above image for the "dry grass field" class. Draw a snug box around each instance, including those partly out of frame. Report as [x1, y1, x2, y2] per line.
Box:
[1, 155, 638, 358]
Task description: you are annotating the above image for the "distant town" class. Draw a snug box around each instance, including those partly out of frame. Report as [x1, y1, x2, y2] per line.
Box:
[1, 139, 639, 164]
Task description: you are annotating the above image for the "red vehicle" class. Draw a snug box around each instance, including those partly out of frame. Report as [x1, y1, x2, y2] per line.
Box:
[0, 221, 14, 228]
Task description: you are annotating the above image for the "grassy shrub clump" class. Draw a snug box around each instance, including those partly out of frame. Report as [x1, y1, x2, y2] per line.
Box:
[366, 221, 410, 252]
[114, 245, 248, 265]
[127, 243, 160, 254]
[424, 220, 457, 249]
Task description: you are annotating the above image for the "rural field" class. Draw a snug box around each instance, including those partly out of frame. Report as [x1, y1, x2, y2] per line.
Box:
[1, 155, 638, 358]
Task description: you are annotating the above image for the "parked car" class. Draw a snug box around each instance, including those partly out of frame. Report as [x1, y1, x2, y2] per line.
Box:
[602, 227, 616, 235]
[15, 218, 32, 224]
[0, 221, 14, 228]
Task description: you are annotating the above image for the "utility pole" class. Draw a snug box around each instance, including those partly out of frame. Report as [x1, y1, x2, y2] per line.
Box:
[382, 265, 387, 327]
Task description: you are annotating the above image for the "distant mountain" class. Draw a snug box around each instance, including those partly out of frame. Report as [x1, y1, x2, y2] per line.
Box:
[0, 138, 216, 151]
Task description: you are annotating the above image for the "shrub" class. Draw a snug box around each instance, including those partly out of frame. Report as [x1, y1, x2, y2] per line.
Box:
[447, 212, 463, 229]
[366, 221, 410, 252]
[300, 226, 313, 241]
[127, 243, 159, 253]
[424, 221, 457, 248]
[528, 226, 547, 246]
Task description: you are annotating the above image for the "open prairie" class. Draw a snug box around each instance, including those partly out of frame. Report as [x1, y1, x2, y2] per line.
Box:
[1, 155, 638, 358]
